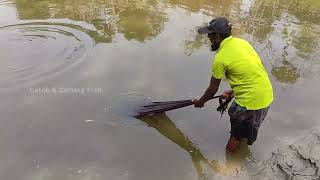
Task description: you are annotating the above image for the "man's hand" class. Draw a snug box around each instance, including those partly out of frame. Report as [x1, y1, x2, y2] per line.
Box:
[222, 90, 233, 99]
[193, 99, 204, 108]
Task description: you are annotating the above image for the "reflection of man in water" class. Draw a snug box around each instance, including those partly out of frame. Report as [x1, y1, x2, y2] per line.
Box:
[138, 113, 251, 178]
[193, 17, 273, 153]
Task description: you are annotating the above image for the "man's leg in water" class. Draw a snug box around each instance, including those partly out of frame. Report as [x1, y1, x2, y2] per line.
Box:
[226, 103, 269, 152]
[226, 136, 240, 153]
[226, 101, 246, 153]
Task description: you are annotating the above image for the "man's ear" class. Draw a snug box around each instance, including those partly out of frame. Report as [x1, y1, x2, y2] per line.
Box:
[216, 34, 221, 40]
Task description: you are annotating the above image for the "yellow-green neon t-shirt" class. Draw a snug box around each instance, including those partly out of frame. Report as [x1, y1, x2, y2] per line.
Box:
[212, 36, 273, 110]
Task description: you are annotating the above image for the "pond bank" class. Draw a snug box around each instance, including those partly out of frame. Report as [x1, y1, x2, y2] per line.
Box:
[249, 127, 320, 179]
[214, 127, 320, 179]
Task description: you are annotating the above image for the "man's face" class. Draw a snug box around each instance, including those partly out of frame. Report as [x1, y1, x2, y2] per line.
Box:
[208, 33, 220, 51]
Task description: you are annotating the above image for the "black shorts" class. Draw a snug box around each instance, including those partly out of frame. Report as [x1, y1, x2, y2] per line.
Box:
[228, 101, 269, 145]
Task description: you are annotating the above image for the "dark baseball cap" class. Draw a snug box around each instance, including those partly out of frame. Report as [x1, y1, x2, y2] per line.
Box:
[198, 17, 232, 35]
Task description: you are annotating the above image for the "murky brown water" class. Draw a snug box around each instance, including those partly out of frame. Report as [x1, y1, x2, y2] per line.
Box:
[0, 0, 319, 179]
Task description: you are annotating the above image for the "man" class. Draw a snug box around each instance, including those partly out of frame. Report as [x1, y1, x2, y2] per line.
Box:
[193, 17, 273, 153]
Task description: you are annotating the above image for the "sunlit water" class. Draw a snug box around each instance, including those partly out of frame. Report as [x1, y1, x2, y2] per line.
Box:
[0, 0, 319, 179]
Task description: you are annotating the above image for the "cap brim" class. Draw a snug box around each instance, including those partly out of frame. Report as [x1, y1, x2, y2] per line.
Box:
[198, 26, 213, 34]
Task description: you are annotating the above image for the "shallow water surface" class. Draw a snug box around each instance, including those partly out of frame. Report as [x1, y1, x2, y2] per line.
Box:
[0, 0, 319, 179]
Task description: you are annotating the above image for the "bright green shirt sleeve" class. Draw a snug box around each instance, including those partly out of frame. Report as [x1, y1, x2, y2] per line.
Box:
[212, 57, 226, 79]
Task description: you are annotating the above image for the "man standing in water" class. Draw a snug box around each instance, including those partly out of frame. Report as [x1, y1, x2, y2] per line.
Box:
[193, 17, 273, 153]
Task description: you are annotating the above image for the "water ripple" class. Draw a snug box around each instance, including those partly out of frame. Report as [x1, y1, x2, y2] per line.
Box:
[0, 21, 95, 91]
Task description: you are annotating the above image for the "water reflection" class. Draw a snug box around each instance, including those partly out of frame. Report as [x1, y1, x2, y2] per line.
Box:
[292, 25, 319, 58]
[12, 0, 320, 57]
[271, 60, 300, 84]
[0, 22, 94, 90]
[165, 0, 241, 18]
[116, 4, 167, 43]
[243, 0, 320, 83]
[181, 0, 319, 84]
[270, 30, 301, 84]
[286, 0, 320, 24]
[183, 26, 209, 56]
[14, 0, 115, 43]
[14, 0, 167, 43]
[138, 113, 251, 179]
[242, 0, 281, 41]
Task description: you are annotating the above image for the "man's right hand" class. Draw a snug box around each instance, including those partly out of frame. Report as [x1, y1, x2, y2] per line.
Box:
[222, 90, 233, 99]
[193, 99, 204, 108]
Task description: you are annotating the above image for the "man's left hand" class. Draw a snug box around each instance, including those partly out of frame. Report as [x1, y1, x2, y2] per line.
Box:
[222, 90, 233, 99]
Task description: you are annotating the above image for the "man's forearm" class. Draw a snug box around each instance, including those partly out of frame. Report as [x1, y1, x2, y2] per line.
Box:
[193, 77, 221, 108]
[199, 86, 218, 104]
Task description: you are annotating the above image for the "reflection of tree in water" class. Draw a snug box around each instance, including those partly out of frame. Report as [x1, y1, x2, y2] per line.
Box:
[233, 0, 318, 84]
[117, 5, 167, 43]
[14, 0, 50, 19]
[138, 113, 251, 179]
[243, 0, 320, 40]
[270, 23, 301, 84]
[271, 60, 300, 84]
[183, 26, 209, 56]
[165, 0, 240, 18]
[182, 0, 320, 56]
[13, 0, 320, 83]
[177, 0, 241, 55]
[14, 0, 115, 43]
[292, 25, 319, 58]
[242, 0, 282, 41]
[286, 0, 320, 25]
[277, 0, 319, 59]
[14, 0, 167, 43]
[244, 0, 320, 58]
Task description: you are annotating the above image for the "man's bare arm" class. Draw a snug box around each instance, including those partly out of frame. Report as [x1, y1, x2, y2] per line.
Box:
[194, 77, 221, 108]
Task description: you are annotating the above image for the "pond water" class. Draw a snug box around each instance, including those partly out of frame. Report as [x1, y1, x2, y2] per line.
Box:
[0, 0, 319, 179]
